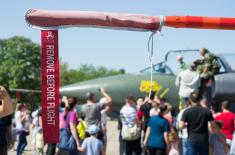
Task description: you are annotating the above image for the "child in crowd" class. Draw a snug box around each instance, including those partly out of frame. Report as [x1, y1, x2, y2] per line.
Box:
[78, 125, 104, 155]
[209, 121, 227, 155]
[168, 127, 180, 155]
[77, 115, 87, 141]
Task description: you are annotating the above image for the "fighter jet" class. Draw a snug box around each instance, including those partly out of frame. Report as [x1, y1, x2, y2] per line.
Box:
[24, 9, 235, 113]
[60, 49, 235, 113]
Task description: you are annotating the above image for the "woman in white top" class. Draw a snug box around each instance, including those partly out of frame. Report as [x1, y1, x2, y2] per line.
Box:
[15, 103, 28, 155]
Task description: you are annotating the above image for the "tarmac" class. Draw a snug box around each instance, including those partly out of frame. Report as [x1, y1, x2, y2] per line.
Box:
[9, 121, 119, 155]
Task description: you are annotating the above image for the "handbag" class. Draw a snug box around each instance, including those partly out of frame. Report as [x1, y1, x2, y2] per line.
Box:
[58, 112, 77, 151]
[121, 124, 141, 141]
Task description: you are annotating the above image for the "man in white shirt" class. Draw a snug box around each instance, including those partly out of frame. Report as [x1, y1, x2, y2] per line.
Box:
[175, 63, 200, 108]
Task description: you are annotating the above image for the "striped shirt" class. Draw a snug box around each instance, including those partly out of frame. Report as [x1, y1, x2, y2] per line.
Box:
[120, 105, 137, 127]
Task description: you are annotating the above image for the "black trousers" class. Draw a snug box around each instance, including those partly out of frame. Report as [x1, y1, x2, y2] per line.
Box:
[46, 143, 56, 155]
[125, 138, 142, 155]
[0, 147, 7, 155]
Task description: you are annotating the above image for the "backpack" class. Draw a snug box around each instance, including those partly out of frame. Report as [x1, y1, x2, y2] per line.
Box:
[77, 120, 86, 140]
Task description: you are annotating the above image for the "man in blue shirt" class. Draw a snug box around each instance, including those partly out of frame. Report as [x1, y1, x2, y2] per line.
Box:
[0, 114, 14, 155]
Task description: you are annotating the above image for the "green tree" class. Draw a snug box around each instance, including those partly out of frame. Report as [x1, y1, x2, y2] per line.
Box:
[60, 63, 125, 86]
[0, 36, 41, 109]
[0, 36, 125, 109]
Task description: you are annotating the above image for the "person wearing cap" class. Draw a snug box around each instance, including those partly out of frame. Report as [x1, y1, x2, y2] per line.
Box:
[81, 87, 112, 142]
[78, 125, 104, 155]
[175, 63, 200, 108]
[176, 55, 187, 72]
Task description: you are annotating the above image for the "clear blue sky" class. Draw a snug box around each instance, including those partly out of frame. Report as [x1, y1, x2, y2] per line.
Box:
[1, 0, 235, 72]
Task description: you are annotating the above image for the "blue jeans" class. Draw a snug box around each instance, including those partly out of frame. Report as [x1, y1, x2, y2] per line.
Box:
[119, 131, 126, 155]
[187, 141, 208, 155]
[17, 131, 28, 155]
[180, 138, 188, 155]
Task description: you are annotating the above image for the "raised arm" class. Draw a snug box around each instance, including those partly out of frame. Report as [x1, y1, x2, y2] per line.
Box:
[100, 88, 112, 106]
[0, 86, 14, 118]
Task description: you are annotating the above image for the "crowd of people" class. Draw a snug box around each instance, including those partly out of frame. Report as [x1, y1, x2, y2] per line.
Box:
[121, 94, 235, 155]
[0, 47, 234, 155]
[117, 48, 235, 155]
[0, 87, 112, 155]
